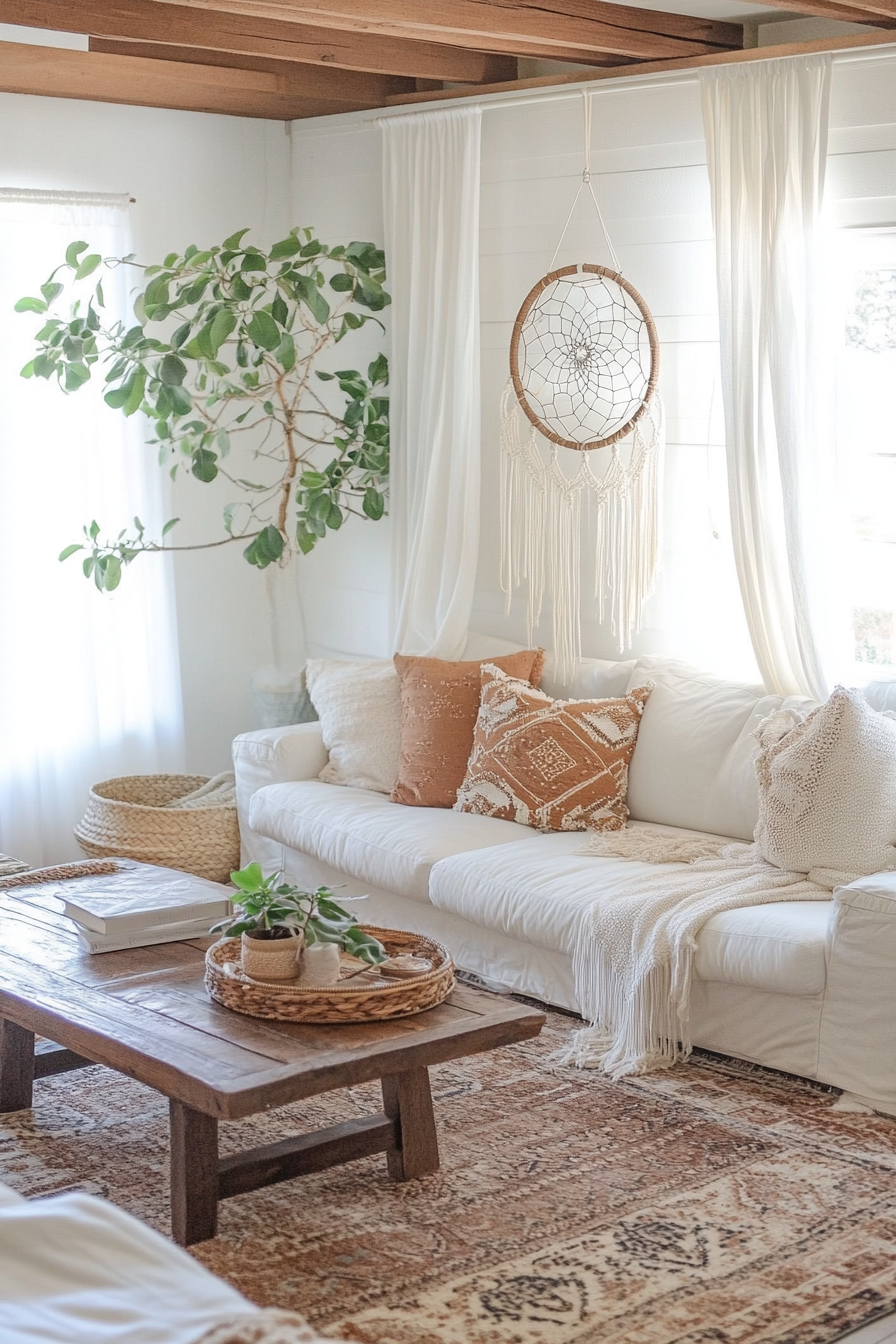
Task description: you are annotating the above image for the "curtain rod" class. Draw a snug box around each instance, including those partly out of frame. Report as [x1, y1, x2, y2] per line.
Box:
[363, 34, 896, 125]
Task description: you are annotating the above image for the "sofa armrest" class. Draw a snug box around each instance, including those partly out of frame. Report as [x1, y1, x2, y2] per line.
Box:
[232, 723, 327, 867]
[819, 870, 896, 1108]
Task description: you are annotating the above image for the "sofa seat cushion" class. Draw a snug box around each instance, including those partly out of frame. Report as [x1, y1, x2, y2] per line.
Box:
[429, 826, 831, 996]
[248, 780, 539, 903]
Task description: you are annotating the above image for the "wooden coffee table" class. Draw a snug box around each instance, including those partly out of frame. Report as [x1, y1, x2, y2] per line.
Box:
[0, 881, 544, 1245]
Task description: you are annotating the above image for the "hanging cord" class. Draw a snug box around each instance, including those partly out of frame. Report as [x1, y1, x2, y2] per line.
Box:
[549, 90, 622, 274]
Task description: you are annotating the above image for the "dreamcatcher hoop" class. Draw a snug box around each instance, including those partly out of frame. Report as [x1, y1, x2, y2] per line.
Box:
[500, 91, 665, 674]
[509, 262, 660, 452]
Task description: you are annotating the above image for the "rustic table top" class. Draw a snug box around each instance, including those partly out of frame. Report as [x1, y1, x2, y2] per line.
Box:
[0, 875, 545, 1120]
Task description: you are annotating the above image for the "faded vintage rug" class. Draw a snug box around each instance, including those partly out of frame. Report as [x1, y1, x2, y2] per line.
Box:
[2, 1005, 896, 1344]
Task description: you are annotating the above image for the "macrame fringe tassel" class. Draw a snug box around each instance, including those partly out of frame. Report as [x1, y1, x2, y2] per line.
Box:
[501, 381, 663, 681]
[555, 915, 693, 1079]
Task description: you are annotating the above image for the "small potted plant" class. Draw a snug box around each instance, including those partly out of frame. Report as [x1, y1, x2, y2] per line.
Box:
[212, 863, 387, 983]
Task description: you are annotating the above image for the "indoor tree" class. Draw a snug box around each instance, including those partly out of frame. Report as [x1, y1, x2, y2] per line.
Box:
[16, 227, 390, 590]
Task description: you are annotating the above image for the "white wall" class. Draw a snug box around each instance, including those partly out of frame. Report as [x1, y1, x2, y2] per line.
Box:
[289, 48, 896, 683]
[0, 92, 292, 770]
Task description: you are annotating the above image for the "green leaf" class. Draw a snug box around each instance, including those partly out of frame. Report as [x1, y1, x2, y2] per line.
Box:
[243, 524, 284, 569]
[241, 253, 267, 273]
[274, 332, 295, 373]
[123, 367, 146, 416]
[230, 273, 253, 302]
[160, 353, 187, 386]
[363, 487, 385, 520]
[64, 362, 91, 391]
[231, 862, 265, 893]
[368, 353, 388, 385]
[191, 448, 218, 482]
[14, 296, 47, 314]
[293, 274, 330, 324]
[210, 307, 237, 352]
[103, 554, 122, 591]
[296, 523, 317, 555]
[40, 281, 64, 305]
[75, 253, 102, 281]
[245, 310, 280, 352]
[222, 227, 251, 250]
[65, 240, 89, 267]
[161, 517, 180, 536]
[171, 321, 191, 349]
[329, 272, 353, 293]
[58, 543, 83, 562]
[269, 237, 302, 260]
[327, 502, 343, 529]
[271, 293, 288, 327]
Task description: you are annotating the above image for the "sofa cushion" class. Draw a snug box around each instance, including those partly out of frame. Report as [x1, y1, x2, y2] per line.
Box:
[625, 657, 816, 841]
[429, 828, 831, 996]
[455, 665, 651, 832]
[248, 780, 538, 903]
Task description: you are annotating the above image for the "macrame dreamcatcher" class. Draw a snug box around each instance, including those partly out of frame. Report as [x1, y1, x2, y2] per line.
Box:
[501, 91, 664, 678]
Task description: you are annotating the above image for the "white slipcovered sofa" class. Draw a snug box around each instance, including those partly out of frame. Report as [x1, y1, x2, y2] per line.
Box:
[233, 644, 896, 1116]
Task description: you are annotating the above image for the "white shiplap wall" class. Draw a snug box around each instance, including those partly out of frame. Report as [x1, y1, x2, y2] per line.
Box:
[290, 50, 896, 677]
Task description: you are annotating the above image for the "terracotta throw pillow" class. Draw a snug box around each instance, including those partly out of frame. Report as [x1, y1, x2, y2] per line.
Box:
[455, 664, 652, 832]
[391, 649, 545, 808]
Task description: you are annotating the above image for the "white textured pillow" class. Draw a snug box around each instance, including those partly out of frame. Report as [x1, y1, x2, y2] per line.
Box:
[305, 659, 401, 794]
[754, 686, 896, 880]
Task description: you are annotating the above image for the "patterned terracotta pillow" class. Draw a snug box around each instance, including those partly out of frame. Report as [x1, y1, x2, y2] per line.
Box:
[455, 664, 652, 832]
[391, 649, 545, 809]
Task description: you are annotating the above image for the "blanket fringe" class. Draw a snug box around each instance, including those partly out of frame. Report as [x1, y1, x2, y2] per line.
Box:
[580, 828, 734, 865]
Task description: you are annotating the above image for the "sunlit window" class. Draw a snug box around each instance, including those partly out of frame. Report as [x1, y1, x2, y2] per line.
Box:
[835, 229, 896, 679]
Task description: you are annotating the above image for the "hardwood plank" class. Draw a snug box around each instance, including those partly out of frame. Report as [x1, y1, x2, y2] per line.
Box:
[382, 1066, 439, 1181]
[0, 953, 285, 1110]
[0, 1019, 34, 1112]
[0, 0, 519, 83]
[155, 0, 744, 60]
[218, 1113, 397, 1198]
[170, 1100, 218, 1245]
[0, 39, 402, 118]
[380, 28, 896, 109]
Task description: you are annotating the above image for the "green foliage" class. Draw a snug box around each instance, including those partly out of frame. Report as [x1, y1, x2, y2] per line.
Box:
[18, 227, 390, 590]
[211, 863, 388, 965]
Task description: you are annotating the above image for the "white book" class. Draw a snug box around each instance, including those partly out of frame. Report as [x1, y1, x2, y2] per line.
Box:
[59, 880, 232, 935]
[76, 915, 218, 955]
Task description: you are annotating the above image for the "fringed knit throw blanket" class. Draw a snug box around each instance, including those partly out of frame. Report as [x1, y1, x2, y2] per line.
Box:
[559, 830, 837, 1079]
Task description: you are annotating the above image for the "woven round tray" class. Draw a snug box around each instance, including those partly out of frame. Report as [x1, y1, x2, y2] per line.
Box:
[205, 926, 455, 1024]
[74, 774, 239, 884]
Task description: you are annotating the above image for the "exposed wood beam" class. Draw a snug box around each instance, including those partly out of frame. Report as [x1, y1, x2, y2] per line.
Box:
[88, 35, 420, 87]
[153, 0, 745, 62]
[742, 0, 895, 21]
[376, 27, 896, 111]
[0, 38, 404, 117]
[0, 0, 518, 82]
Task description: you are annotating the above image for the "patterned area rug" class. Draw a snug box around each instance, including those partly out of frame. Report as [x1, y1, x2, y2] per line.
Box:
[2, 1006, 896, 1344]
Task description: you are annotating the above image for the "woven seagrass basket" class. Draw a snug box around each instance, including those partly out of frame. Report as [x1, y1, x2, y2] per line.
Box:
[74, 774, 239, 884]
[205, 926, 455, 1023]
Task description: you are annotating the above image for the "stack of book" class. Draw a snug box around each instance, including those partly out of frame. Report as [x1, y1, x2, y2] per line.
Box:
[56, 880, 233, 954]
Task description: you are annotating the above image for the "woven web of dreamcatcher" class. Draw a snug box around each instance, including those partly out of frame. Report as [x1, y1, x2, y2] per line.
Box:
[516, 272, 652, 446]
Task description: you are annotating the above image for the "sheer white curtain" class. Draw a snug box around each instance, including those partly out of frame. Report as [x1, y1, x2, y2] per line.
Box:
[379, 106, 482, 658]
[0, 190, 184, 864]
[701, 56, 849, 699]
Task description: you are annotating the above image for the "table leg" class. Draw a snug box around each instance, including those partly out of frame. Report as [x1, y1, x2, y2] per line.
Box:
[381, 1066, 440, 1181]
[170, 1099, 219, 1246]
[0, 1019, 34, 1113]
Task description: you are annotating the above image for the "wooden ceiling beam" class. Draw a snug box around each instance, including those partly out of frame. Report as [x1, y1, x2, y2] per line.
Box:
[742, 0, 896, 21]
[0, 0, 518, 83]
[378, 27, 896, 110]
[151, 0, 745, 61]
[0, 38, 402, 117]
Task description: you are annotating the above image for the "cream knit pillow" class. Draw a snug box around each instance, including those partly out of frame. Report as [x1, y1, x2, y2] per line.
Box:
[753, 686, 896, 880]
[305, 659, 402, 795]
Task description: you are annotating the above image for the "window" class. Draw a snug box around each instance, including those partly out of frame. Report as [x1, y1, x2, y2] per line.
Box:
[835, 228, 896, 680]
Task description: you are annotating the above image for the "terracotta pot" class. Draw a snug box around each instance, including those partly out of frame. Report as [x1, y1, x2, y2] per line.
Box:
[240, 928, 303, 982]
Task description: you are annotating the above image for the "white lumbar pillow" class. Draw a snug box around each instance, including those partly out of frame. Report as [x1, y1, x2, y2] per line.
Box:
[754, 685, 896, 880]
[305, 659, 402, 794]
